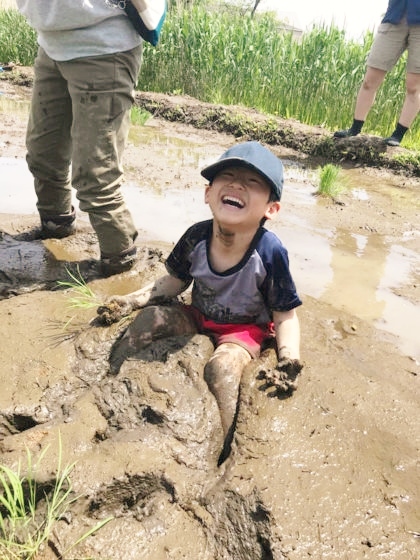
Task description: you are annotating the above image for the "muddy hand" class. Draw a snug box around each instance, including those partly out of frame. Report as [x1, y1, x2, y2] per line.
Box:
[260, 358, 304, 395]
[96, 296, 134, 325]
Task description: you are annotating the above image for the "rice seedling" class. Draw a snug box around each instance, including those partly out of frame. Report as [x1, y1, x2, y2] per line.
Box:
[315, 163, 347, 198]
[56, 266, 102, 310]
[131, 105, 152, 126]
[0, 440, 112, 559]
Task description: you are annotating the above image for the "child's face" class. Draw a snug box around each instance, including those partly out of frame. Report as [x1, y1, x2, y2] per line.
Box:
[205, 166, 280, 229]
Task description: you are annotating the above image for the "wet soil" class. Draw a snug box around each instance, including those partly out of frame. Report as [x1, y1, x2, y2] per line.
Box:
[0, 71, 419, 559]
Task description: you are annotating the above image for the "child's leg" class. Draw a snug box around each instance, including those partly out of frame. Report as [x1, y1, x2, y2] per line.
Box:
[109, 304, 197, 373]
[204, 342, 251, 442]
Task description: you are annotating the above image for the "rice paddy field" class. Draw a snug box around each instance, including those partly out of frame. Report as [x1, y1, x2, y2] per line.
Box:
[0, 2, 419, 150]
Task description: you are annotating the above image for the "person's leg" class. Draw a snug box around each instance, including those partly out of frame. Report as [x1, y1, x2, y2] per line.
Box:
[353, 66, 387, 121]
[334, 67, 387, 138]
[58, 45, 142, 266]
[403, 21, 420, 124]
[385, 25, 420, 146]
[25, 47, 75, 237]
[334, 21, 407, 138]
[109, 304, 197, 373]
[204, 343, 251, 442]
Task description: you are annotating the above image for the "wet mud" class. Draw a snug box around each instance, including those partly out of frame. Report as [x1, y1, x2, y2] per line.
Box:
[0, 76, 419, 559]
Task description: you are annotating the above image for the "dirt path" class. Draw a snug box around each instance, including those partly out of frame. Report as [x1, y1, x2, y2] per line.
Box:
[0, 75, 419, 559]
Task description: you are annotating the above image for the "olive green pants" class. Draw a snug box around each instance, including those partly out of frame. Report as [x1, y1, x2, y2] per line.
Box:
[26, 45, 142, 256]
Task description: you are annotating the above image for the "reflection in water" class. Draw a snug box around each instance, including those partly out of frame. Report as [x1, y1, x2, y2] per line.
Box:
[321, 229, 386, 322]
[129, 124, 219, 171]
[122, 182, 211, 242]
[376, 245, 419, 358]
[1, 157, 37, 212]
[0, 96, 30, 119]
[273, 221, 333, 299]
[352, 188, 369, 201]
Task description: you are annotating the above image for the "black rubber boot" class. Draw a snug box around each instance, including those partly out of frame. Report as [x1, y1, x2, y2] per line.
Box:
[15, 207, 76, 241]
[39, 206, 77, 239]
[100, 245, 138, 277]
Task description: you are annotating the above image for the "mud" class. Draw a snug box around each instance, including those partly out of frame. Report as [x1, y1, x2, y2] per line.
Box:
[0, 74, 419, 559]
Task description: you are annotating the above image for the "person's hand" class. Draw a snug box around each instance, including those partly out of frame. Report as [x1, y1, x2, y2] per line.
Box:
[96, 295, 135, 325]
[259, 353, 304, 396]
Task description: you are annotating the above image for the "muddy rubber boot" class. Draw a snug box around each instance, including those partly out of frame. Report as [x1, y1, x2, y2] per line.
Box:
[100, 245, 138, 277]
[15, 207, 76, 241]
[40, 207, 76, 239]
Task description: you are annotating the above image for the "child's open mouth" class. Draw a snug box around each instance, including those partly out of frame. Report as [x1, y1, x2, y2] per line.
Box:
[222, 195, 244, 209]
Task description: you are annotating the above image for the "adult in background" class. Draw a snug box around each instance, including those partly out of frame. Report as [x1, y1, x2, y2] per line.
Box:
[334, 0, 420, 146]
[16, 0, 142, 276]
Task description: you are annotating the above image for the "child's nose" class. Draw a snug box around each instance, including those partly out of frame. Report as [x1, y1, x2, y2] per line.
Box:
[229, 174, 246, 188]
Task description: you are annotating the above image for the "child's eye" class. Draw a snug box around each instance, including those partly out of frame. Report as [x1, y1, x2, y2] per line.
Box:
[246, 178, 263, 187]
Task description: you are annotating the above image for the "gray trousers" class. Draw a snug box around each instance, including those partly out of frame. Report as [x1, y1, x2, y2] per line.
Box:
[26, 45, 142, 256]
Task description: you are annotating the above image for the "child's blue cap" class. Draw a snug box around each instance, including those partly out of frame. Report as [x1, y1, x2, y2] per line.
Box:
[201, 141, 284, 201]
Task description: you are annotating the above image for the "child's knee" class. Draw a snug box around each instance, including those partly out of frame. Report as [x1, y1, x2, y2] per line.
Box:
[204, 343, 251, 386]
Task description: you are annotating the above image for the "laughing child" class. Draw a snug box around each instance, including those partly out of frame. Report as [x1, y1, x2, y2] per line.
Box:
[97, 141, 303, 455]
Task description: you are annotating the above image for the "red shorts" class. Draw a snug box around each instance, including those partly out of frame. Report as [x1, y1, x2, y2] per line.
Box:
[185, 305, 275, 358]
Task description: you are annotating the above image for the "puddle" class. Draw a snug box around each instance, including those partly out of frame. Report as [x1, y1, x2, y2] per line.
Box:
[352, 188, 369, 201]
[1, 126, 419, 361]
[129, 124, 214, 170]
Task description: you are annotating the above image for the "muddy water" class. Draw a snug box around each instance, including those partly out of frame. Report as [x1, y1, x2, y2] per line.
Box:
[1, 87, 419, 560]
[1, 118, 419, 360]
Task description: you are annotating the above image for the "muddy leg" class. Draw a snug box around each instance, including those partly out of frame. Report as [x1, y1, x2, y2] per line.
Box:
[204, 343, 251, 461]
[109, 305, 196, 373]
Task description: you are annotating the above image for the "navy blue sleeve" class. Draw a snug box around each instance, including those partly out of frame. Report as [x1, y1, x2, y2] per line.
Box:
[258, 231, 302, 312]
[165, 220, 211, 283]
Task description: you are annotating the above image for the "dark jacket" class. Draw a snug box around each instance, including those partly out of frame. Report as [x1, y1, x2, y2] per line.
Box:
[382, 0, 420, 25]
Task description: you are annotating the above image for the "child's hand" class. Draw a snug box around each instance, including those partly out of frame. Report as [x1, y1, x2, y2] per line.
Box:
[260, 358, 304, 395]
[96, 296, 135, 325]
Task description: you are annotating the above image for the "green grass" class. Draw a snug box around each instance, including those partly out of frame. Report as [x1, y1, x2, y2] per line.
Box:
[130, 105, 152, 126]
[56, 267, 101, 310]
[1, 3, 419, 150]
[140, 5, 419, 150]
[315, 163, 347, 198]
[0, 9, 37, 66]
[0, 441, 112, 559]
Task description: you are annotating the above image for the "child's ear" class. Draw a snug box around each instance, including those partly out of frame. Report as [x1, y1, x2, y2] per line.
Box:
[204, 184, 212, 203]
[264, 201, 281, 220]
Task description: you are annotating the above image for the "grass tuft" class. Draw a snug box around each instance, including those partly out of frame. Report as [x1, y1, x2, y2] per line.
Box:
[0, 440, 112, 559]
[56, 266, 101, 310]
[131, 105, 152, 126]
[315, 163, 347, 198]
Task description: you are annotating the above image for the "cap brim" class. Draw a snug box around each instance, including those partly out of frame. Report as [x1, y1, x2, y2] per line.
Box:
[201, 157, 280, 199]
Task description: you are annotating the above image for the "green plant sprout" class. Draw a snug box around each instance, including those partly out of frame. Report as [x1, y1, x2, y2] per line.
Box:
[315, 163, 347, 198]
[130, 105, 151, 126]
[0, 438, 112, 559]
[56, 267, 102, 310]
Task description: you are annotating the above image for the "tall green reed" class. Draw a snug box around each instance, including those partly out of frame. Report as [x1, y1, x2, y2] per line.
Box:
[140, 5, 417, 146]
[0, 9, 37, 66]
[0, 4, 418, 148]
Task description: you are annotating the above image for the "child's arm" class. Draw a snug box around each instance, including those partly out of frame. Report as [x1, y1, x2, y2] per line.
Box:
[261, 309, 304, 395]
[273, 309, 300, 360]
[96, 274, 189, 324]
